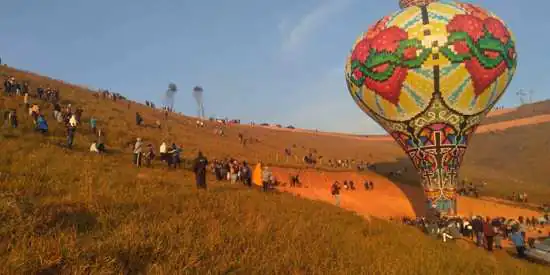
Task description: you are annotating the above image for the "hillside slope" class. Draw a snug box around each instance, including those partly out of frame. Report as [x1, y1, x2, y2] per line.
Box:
[0, 77, 547, 273]
[2, 66, 549, 205]
[1, 137, 546, 273]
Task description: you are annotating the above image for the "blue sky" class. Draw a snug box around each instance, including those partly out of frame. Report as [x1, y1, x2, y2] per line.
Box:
[1, 0, 548, 134]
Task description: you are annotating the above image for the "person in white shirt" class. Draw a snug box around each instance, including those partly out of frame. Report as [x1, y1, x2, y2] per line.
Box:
[90, 142, 99, 153]
[134, 138, 143, 167]
[69, 114, 78, 127]
[159, 142, 167, 163]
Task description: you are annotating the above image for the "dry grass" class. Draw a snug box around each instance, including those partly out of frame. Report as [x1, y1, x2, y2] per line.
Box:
[0, 135, 547, 274]
[483, 101, 550, 124]
[0, 66, 549, 273]
[3, 65, 549, 206]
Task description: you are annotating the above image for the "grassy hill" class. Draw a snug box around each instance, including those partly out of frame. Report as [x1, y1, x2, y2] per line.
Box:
[0, 66, 548, 273]
[0, 118, 546, 274]
[482, 101, 550, 125]
[2, 65, 549, 205]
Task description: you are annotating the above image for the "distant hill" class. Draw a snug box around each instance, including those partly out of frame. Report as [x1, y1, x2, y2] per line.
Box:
[482, 100, 550, 124]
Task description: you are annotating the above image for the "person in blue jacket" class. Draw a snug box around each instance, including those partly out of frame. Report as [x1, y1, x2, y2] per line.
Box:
[36, 115, 48, 134]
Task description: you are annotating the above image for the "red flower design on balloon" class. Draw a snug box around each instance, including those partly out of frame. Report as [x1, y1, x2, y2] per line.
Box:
[350, 26, 410, 105]
[447, 14, 514, 96]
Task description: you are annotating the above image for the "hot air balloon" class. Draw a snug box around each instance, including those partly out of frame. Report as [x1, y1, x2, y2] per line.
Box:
[193, 86, 205, 120]
[345, 0, 517, 216]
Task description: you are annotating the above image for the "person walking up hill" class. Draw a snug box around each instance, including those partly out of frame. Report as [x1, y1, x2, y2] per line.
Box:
[90, 116, 97, 134]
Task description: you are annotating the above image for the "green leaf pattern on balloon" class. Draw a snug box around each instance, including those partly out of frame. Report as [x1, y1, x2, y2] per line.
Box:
[349, 30, 516, 87]
[440, 30, 516, 69]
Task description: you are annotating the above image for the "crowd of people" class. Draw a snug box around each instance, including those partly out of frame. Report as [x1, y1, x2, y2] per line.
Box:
[2, 75, 108, 152]
[400, 213, 549, 258]
[129, 137, 281, 192]
[510, 192, 529, 203]
[94, 89, 125, 102]
[211, 159, 253, 185]
[330, 179, 375, 207]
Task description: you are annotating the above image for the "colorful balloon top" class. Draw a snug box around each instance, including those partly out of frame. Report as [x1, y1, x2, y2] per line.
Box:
[346, 1, 517, 123]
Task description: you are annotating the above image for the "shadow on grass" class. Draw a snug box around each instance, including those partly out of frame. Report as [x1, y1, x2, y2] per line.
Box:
[34, 203, 97, 236]
[115, 245, 159, 274]
[36, 259, 66, 275]
[0, 132, 19, 139]
[372, 158, 427, 217]
[505, 249, 550, 266]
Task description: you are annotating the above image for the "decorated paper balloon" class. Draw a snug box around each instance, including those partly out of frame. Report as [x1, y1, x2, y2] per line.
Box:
[345, 0, 517, 215]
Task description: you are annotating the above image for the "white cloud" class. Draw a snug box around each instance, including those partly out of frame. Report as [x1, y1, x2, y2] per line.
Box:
[283, 67, 385, 135]
[280, 0, 352, 54]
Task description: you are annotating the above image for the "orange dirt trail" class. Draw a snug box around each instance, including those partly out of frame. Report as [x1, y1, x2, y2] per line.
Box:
[271, 167, 542, 220]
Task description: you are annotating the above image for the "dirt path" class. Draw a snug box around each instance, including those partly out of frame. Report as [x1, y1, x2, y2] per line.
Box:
[272, 167, 543, 220]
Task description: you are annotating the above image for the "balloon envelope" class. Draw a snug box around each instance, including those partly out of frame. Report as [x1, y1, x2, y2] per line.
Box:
[345, 1, 517, 215]
[193, 86, 203, 93]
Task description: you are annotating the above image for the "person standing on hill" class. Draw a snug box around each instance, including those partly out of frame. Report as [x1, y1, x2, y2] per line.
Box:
[331, 181, 341, 206]
[241, 161, 252, 187]
[133, 138, 143, 167]
[66, 114, 78, 149]
[97, 129, 106, 152]
[472, 216, 484, 247]
[483, 216, 496, 251]
[135, 112, 143, 126]
[159, 142, 167, 163]
[168, 143, 181, 168]
[36, 115, 48, 134]
[262, 166, 272, 192]
[193, 151, 208, 189]
[511, 229, 526, 258]
[90, 116, 97, 134]
[144, 144, 155, 167]
[23, 92, 29, 109]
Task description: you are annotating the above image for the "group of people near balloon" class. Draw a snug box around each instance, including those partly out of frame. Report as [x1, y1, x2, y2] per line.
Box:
[401, 213, 549, 258]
